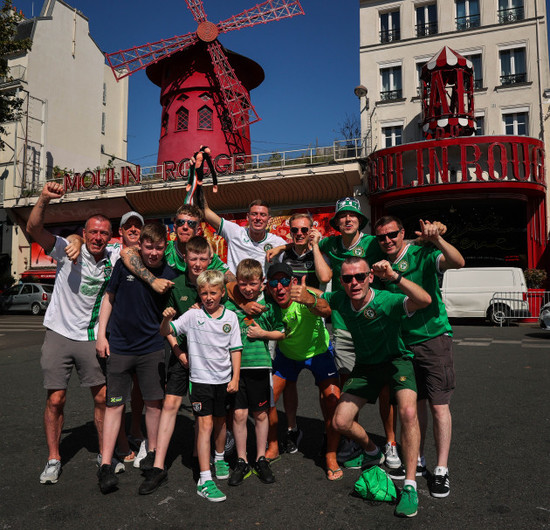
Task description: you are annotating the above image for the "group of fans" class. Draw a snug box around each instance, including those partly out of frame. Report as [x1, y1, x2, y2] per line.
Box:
[27, 177, 464, 518]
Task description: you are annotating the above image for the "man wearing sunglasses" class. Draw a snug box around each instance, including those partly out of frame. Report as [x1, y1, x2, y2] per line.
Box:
[293, 256, 432, 517]
[374, 216, 464, 499]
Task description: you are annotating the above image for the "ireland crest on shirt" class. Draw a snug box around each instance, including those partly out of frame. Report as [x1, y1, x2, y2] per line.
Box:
[398, 260, 409, 272]
[264, 243, 273, 252]
[223, 323, 232, 334]
[353, 247, 364, 257]
[363, 307, 377, 320]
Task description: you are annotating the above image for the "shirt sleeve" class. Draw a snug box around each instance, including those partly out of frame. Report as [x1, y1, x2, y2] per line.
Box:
[48, 236, 68, 261]
[219, 218, 242, 243]
[170, 311, 189, 338]
[106, 260, 124, 295]
[209, 253, 229, 272]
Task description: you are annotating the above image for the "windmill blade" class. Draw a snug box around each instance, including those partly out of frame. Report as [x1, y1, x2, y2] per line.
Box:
[207, 40, 260, 130]
[185, 0, 207, 23]
[106, 32, 198, 81]
[217, 0, 304, 34]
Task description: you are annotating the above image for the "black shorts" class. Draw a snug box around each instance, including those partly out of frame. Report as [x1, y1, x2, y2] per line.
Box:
[106, 350, 165, 406]
[165, 352, 189, 397]
[233, 368, 271, 412]
[410, 334, 455, 405]
[190, 382, 230, 417]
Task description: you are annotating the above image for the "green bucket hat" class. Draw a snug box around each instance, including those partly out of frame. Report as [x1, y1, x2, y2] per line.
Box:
[329, 197, 368, 231]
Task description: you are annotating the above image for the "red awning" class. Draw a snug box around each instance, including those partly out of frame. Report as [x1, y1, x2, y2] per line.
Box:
[21, 269, 56, 280]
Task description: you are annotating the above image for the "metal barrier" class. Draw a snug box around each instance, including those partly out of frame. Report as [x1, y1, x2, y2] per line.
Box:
[490, 291, 550, 326]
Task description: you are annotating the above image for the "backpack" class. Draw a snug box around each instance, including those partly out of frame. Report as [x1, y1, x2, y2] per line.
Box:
[354, 466, 397, 503]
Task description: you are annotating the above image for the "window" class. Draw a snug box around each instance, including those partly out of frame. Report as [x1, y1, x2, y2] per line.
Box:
[380, 66, 402, 100]
[382, 126, 403, 147]
[498, 0, 524, 23]
[500, 48, 526, 85]
[463, 53, 483, 89]
[197, 106, 213, 130]
[175, 107, 189, 131]
[199, 92, 211, 102]
[456, 0, 480, 30]
[475, 115, 485, 135]
[102, 83, 107, 105]
[380, 10, 400, 43]
[101, 112, 106, 135]
[416, 4, 437, 37]
[503, 111, 528, 135]
[161, 112, 168, 136]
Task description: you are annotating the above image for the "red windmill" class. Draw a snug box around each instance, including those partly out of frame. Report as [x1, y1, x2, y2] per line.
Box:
[106, 1, 305, 175]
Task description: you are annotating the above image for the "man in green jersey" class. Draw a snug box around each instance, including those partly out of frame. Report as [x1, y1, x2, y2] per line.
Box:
[375, 216, 464, 499]
[294, 256, 432, 517]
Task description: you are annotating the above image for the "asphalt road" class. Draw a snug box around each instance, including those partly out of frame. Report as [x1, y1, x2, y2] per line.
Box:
[0, 314, 549, 529]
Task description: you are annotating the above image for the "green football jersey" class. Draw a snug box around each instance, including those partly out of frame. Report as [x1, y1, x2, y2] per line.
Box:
[322, 288, 411, 365]
[166, 272, 200, 348]
[383, 244, 452, 345]
[225, 293, 284, 369]
[164, 240, 228, 274]
[318, 233, 383, 330]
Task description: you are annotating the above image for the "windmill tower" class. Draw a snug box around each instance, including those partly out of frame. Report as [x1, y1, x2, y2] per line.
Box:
[106, 1, 304, 171]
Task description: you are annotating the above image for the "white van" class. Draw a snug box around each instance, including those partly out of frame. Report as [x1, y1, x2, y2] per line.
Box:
[441, 267, 530, 324]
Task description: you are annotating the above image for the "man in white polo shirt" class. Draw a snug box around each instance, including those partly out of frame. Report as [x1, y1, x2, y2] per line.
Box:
[27, 182, 119, 485]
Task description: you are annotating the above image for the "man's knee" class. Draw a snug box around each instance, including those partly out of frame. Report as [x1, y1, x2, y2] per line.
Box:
[234, 408, 248, 423]
[332, 407, 353, 433]
[46, 390, 66, 411]
[162, 394, 183, 415]
[90, 384, 106, 406]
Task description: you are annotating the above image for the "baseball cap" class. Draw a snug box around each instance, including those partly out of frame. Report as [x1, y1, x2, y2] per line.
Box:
[266, 262, 294, 280]
[329, 197, 368, 231]
[120, 211, 144, 227]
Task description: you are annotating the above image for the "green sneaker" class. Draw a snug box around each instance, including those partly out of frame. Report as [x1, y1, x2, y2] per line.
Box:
[361, 449, 385, 469]
[196, 480, 226, 502]
[343, 452, 365, 469]
[395, 485, 418, 517]
[214, 459, 230, 480]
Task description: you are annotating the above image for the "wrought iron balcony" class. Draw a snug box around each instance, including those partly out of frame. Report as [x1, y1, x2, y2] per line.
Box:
[456, 15, 481, 31]
[380, 29, 401, 43]
[500, 73, 527, 85]
[498, 6, 524, 23]
[416, 21, 438, 37]
[380, 89, 403, 101]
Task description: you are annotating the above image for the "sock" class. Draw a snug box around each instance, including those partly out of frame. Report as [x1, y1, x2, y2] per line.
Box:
[214, 451, 224, 462]
[434, 466, 448, 475]
[199, 470, 212, 485]
[365, 446, 379, 456]
[404, 479, 417, 490]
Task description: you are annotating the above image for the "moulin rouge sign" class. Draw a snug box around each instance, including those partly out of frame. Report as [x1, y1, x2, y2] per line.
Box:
[367, 136, 546, 194]
[63, 153, 246, 192]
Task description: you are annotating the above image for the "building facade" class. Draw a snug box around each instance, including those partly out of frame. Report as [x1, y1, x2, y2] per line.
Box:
[358, 0, 550, 269]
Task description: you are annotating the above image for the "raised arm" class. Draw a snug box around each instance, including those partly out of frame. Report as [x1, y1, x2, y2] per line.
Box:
[120, 246, 174, 294]
[26, 183, 64, 253]
[309, 228, 332, 284]
[414, 220, 465, 271]
[202, 196, 223, 232]
[265, 243, 291, 263]
[290, 276, 332, 318]
[371, 260, 432, 313]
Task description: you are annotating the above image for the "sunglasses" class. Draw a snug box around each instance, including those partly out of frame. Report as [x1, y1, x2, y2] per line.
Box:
[341, 273, 369, 284]
[375, 230, 401, 242]
[175, 218, 198, 229]
[268, 277, 292, 288]
[290, 227, 309, 235]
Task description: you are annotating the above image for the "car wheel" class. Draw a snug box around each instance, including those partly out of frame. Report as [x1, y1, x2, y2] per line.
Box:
[31, 303, 41, 316]
[487, 304, 510, 325]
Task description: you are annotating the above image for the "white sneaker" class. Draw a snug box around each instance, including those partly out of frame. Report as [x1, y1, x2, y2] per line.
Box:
[384, 442, 401, 469]
[133, 439, 149, 469]
[97, 454, 125, 474]
[40, 459, 61, 484]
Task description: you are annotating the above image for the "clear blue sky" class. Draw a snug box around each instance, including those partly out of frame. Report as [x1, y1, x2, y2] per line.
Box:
[15, 0, 361, 166]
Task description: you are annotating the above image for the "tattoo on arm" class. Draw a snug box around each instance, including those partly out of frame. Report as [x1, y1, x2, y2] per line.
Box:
[128, 252, 156, 286]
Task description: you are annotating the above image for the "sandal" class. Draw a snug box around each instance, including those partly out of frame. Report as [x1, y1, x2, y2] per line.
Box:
[266, 455, 281, 464]
[327, 467, 344, 481]
[116, 450, 136, 463]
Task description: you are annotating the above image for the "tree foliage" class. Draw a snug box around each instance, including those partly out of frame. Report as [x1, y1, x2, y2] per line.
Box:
[0, 0, 32, 150]
[335, 113, 361, 142]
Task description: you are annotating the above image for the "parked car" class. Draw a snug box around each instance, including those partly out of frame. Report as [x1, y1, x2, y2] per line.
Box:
[441, 267, 530, 325]
[0, 283, 53, 315]
[539, 302, 550, 330]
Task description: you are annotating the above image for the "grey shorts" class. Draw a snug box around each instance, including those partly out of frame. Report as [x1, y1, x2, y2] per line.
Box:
[106, 349, 165, 406]
[333, 328, 356, 375]
[41, 329, 106, 390]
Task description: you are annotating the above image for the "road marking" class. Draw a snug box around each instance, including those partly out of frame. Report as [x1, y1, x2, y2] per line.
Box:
[522, 343, 549, 348]
[492, 340, 522, 344]
[456, 341, 491, 347]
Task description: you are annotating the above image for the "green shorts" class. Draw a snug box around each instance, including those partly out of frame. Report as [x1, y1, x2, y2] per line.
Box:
[342, 356, 417, 404]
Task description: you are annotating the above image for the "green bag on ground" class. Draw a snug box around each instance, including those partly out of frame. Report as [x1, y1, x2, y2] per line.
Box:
[354, 465, 397, 502]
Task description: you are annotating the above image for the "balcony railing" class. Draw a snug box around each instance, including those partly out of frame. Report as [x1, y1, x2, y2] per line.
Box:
[500, 73, 527, 85]
[0, 64, 26, 85]
[472, 78, 483, 89]
[416, 21, 438, 37]
[380, 28, 401, 43]
[380, 89, 403, 101]
[498, 6, 524, 23]
[456, 15, 481, 31]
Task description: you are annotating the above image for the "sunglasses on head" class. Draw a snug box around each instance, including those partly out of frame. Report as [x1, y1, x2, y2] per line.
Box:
[175, 218, 198, 229]
[375, 230, 401, 242]
[290, 226, 309, 235]
[341, 273, 369, 284]
[268, 277, 292, 288]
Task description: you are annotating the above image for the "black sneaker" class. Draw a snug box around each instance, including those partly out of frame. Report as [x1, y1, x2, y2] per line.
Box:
[253, 456, 275, 484]
[416, 463, 427, 477]
[97, 464, 118, 494]
[228, 458, 252, 486]
[387, 464, 406, 480]
[140, 450, 156, 472]
[429, 468, 450, 498]
[139, 467, 167, 495]
[285, 428, 303, 454]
